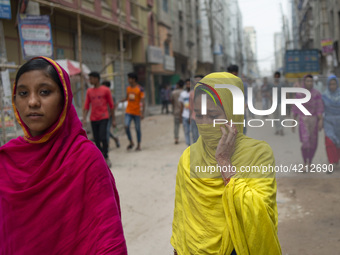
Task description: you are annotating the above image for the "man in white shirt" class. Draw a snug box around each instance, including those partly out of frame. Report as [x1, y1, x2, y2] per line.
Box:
[179, 79, 191, 146]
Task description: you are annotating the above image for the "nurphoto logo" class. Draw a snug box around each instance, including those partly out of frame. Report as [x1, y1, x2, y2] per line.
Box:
[200, 84, 312, 128]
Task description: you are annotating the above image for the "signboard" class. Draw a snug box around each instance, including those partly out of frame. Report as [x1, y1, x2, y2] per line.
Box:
[1, 69, 11, 97]
[18, 15, 53, 59]
[285, 49, 320, 78]
[147, 45, 163, 64]
[321, 39, 334, 54]
[0, 98, 16, 136]
[164, 55, 175, 71]
[0, 70, 16, 138]
[0, 0, 11, 19]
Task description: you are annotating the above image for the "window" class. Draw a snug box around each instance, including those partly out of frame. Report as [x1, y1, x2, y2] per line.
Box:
[164, 41, 170, 55]
[163, 0, 168, 13]
[147, 0, 153, 8]
[117, 0, 125, 13]
[101, 0, 111, 10]
[130, 1, 137, 18]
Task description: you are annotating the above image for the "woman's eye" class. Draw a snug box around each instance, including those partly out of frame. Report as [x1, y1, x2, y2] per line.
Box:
[18, 91, 27, 96]
[40, 90, 50, 96]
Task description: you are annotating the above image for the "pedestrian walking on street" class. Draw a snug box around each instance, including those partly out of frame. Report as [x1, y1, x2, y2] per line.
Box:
[171, 72, 281, 255]
[83, 72, 115, 167]
[292, 74, 324, 170]
[261, 77, 272, 116]
[121, 72, 145, 151]
[272, 71, 285, 136]
[102, 81, 120, 149]
[322, 75, 340, 170]
[0, 57, 127, 254]
[227, 65, 250, 135]
[189, 75, 204, 144]
[160, 84, 170, 114]
[171, 79, 184, 144]
[179, 79, 191, 146]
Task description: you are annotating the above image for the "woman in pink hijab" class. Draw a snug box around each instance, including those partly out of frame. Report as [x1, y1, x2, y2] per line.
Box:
[0, 57, 127, 254]
[292, 74, 324, 170]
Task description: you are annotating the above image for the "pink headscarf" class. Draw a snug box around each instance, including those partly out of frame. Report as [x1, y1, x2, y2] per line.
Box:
[0, 57, 127, 254]
[292, 74, 324, 117]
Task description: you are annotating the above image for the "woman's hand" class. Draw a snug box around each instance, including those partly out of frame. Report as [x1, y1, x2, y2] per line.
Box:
[215, 123, 238, 184]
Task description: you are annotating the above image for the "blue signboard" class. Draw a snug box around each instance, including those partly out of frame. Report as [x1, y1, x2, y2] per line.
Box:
[0, 0, 11, 19]
[18, 15, 53, 59]
[285, 49, 320, 78]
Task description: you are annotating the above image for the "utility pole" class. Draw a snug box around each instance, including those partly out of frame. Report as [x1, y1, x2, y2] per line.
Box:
[118, 2, 125, 101]
[280, 3, 288, 51]
[205, 0, 218, 71]
[0, 20, 7, 145]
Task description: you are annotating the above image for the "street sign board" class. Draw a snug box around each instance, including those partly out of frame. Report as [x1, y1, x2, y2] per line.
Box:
[0, 0, 11, 20]
[285, 49, 320, 78]
[18, 15, 53, 59]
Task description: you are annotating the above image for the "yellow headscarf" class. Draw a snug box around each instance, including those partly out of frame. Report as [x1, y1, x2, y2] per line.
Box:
[171, 72, 281, 255]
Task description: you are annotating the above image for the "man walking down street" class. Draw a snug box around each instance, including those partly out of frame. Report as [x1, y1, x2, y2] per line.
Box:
[121, 72, 145, 151]
[189, 75, 204, 144]
[179, 79, 191, 146]
[261, 77, 272, 117]
[160, 85, 170, 114]
[171, 80, 184, 144]
[83, 72, 115, 167]
[273, 71, 284, 136]
[227, 64, 249, 134]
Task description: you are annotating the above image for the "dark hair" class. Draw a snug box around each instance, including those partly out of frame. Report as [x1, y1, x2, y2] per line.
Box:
[127, 72, 138, 81]
[304, 74, 313, 80]
[89, 71, 100, 80]
[185, 79, 191, 83]
[194, 75, 204, 79]
[177, 79, 184, 88]
[274, 71, 281, 78]
[15, 58, 64, 97]
[102, 80, 111, 87]
[227, 64, 239, 73]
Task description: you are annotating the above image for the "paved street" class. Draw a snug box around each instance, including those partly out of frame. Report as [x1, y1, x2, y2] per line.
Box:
[108, 107, 340, 255]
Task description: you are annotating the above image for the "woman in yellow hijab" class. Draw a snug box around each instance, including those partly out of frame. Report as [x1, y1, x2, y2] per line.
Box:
[171, 72, 281, 255]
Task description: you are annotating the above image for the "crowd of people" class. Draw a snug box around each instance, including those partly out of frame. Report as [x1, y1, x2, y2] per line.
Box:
[255, 72, 340, 171]
[163, 65, 340, 172]
[82, 71, 145, 167]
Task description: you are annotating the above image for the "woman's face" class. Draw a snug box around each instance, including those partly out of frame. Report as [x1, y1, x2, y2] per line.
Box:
[304, 77, 314, 90]
[15, 70, 64, 137]
[194, 94, 226, 125]
[329, 79, 338, 92]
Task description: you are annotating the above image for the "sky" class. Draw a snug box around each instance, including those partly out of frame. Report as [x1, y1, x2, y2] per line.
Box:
[238, 0, 290, 76]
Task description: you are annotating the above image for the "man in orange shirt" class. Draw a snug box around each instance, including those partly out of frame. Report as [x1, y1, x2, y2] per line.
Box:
[83, 72, 115, 167]
[121, 72, 145, 151]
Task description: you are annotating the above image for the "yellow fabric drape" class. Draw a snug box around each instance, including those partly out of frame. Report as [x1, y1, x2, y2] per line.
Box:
[171, 72, 282, 255]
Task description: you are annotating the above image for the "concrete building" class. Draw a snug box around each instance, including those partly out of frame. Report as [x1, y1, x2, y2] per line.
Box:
[243, 26, 259, 78]
[171, 0, 201, 79]
[274, 32, 284, 72]
[151, 0, 177, 104]
[2, 0, 153, 111]
[291, 0, 300, 49]
[224, 0, 244, 74]
[197, 0, 225, 73]
[293, 0, 340, 75]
